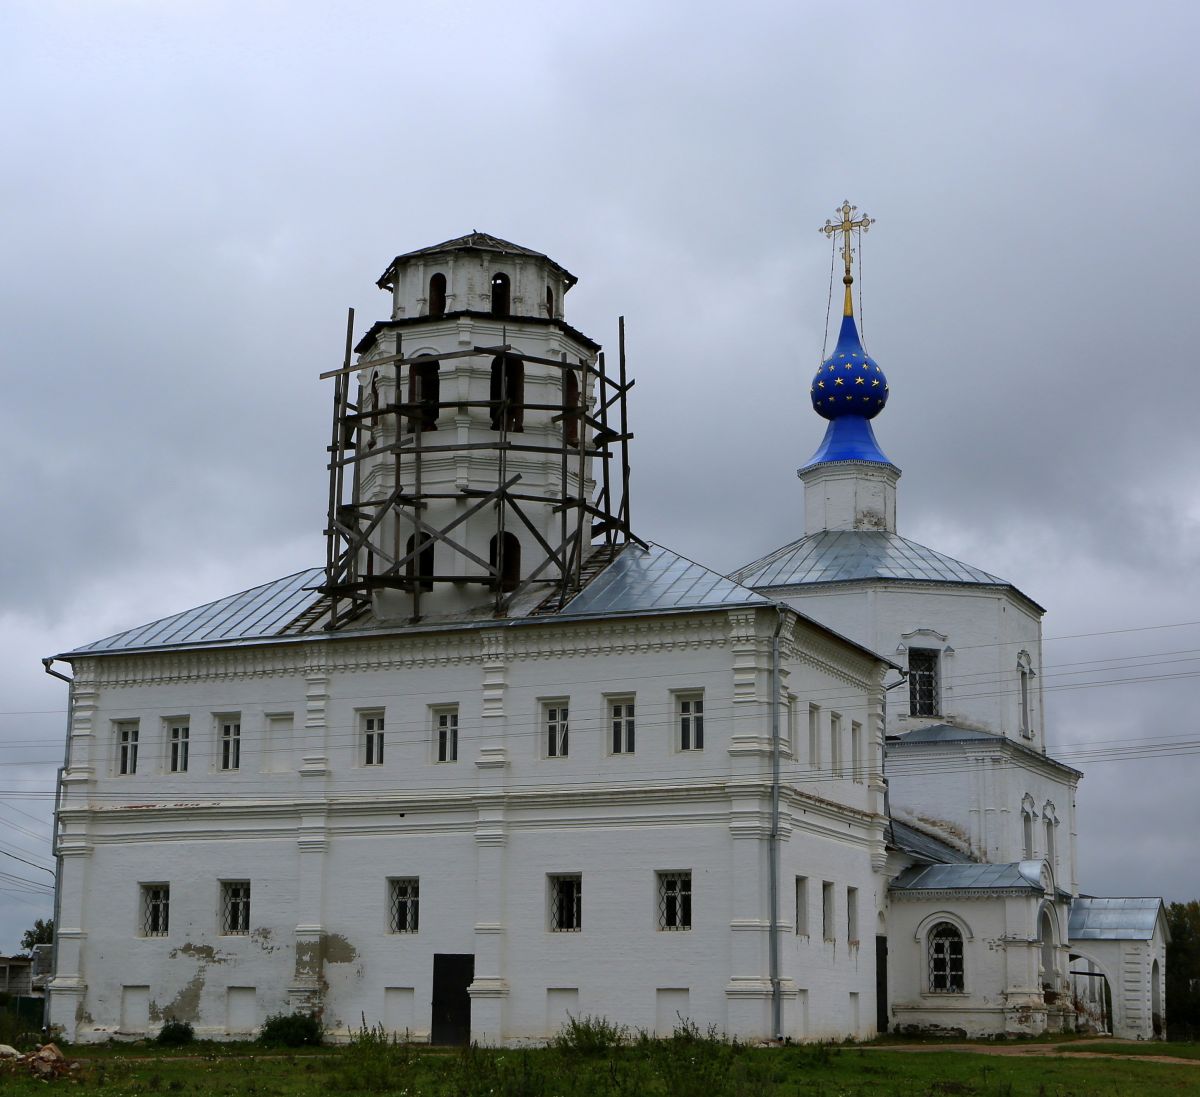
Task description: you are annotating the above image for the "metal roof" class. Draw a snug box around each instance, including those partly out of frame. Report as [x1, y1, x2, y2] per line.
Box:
[890, 861, 1045, 893]
[377, 231, 577, 289]
[732, 530, 1015, 592]
[895, 724, 999, 745]
[63, 569, 325, 656]
[1069, 897, 1166, 941]
[557, 543, 770, 617]
[889, 819, 974, 864]
[59, 544, 772, 658]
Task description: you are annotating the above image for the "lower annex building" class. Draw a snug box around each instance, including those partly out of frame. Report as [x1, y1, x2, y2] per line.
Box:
[44, 220, 1167, 1043]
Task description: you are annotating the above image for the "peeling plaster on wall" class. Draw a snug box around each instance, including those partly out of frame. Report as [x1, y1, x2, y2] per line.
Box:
[251, 927, 279, 953]
[322, 933, 357, 964]
[155, 971, 206, 1024]
[169, 942, 229, 964]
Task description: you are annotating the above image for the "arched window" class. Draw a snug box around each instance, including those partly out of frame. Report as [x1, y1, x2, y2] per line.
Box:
[490, 272, 511, 319]
[1043, 803, 1058, 873]
[429, 273, 447, 319]
[407, 357, 440, 432]
[365, 372, 380, 448]
[545, 284, 555, 317]
[405, 533, 434, 592]
[928, 922, 964, 992]
[563, 367, 579, 446]
[489, 355, 524, 432]
[1039, 907, 1057, 989]
[1017, 651, 1035, 737]
[1021, 794, 1037, 860]
[489, 532, 521, 592]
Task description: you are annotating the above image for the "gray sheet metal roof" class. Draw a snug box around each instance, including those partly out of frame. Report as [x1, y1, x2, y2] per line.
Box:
[890, 819, 974, 864]
[63, 569, 325, 656]
[1069, 898, 1165, 941]
[895, 724, 999, 745]
[59, 544, 770, 658]
[732, 530, 1016, 592]
[891, 861, 1044, 893]
[557, 543, 770, 617]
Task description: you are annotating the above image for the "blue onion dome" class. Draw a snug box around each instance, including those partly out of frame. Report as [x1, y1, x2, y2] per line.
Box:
[802, 283, 894, 469]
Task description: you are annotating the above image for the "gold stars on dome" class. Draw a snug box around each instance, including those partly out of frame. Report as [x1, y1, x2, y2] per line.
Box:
[855, 377, 865, 385]
[834, 377, 844, 386]
[871, 379, 879, 387]
[817, 380, 825, 389]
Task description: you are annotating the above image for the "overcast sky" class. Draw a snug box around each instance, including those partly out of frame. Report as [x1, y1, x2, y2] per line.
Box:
[2, 0, 1199, 953]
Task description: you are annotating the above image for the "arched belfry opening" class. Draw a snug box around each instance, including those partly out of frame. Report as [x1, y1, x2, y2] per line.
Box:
[428, 273, 447, 319]
[318, 240, 640, 628]
[490, 272, 510, 318]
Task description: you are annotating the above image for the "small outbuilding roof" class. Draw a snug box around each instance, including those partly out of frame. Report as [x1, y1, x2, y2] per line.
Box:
[891, 861, 1046, 893]
[1068, 897, 1168, 942]
[889, 819, 974, 864]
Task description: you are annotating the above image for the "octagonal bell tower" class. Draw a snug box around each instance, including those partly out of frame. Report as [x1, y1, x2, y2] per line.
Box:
[320, 232, 635, 627]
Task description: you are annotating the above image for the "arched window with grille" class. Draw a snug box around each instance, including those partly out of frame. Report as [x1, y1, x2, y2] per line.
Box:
[545, 284, 555, 317]
[489, 532, 521, 593]
[928, 922, 964, 992]
[489, 355, 524, 432]
[405, 533, 434, 592]
[563, 367, 579, 446]
[491, 272, 511, 319]
[429, 273, 447, 319]
[407, 357, 440, 432]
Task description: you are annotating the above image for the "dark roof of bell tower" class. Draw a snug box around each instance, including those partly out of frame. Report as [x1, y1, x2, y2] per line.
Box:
[377, 231, 578, 290]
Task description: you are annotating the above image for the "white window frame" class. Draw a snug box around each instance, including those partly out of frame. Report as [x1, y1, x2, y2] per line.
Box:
[167, 719, 189, 774]
[548, 874, 583, 932]
[608, 696, 635, 755]
[543, 700, 569, 758]
[808, 704, 821, 769]
[851, 719, 863, 783]
[928, 921, 965, 993]
[388, 877, 420, 934]
[361, 711, 385, 767]
[218, 715, 241, 772]
[115, 720, 139, 776]
[140, 883, 169, 938]
[434, 706, 459, 763]
[657, 870, 692, 931]
[676, 692, 704, 752]
[830, 712, 843, 776]
[220, 880, 251, 935]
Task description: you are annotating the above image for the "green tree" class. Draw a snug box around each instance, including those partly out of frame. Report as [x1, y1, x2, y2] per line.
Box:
[1166, 900, 1200, 1038]
[19, 918, 53, 953]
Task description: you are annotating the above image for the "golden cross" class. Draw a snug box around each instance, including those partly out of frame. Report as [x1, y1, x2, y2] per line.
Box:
[820, 200, 874, 283]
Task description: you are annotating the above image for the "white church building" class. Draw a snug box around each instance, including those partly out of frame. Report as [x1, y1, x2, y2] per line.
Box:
[44, 216, 1167, 1044]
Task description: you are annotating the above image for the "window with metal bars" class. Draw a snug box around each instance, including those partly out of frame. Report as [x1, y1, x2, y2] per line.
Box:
[908, 649, 940, 716]
[928, 922, 964, 992]
[435, 708, 458, 763]
[221, 881, 251, 935]
[116, 722, 139, 775]
[609, 699, 635, 755]
[549, 874, 582, 932]
[220, 718, 241, 771]
[362, 713, 385, 766]
[544, 702, 569, 758]
[389, 878, 419, 933]
[141, 884, 169, 937]
[677, 694, 703, 751]
[169, 722, 189, 773]
[657, 871, 692, 930]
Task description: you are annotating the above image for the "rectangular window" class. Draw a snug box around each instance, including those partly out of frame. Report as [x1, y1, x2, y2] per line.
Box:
[678, 694, 704, 751]
[362, 712, 385, 766]
[116, 721, 139, 776]
[388, 877, 419, 934]
[1019, 667, 1032, 736]
[795, 876, 808, 936]
[609, 698, 635, 755]
[140, 884, 169, 937]
[851, 720, 863, 782]
[434, 707, 459, 763]
[786, 694, 799, 758]
[822, 881, 835, 941]
[168, 721, 189, 774]
[221, 881, 251, 935]
[549, 874, 582, 932]
[908, 649, 940, 716]
[830, 712, 843, 777]
[219, 718, 241, 771]
[657, 871, 692, 931]
[847, 886, 859, 943]
[808, 704, 821, 769]
[544, 702, 569, 758]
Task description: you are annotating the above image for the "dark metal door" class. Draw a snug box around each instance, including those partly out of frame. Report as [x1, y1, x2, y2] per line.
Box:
[431, 953, 474, 1045]
[875, 935, 889, 1033]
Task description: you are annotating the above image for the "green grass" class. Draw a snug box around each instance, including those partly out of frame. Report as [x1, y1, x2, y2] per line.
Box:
[1056, 1040, 1200, 1059]
[2, 1034, 1198, 1096]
